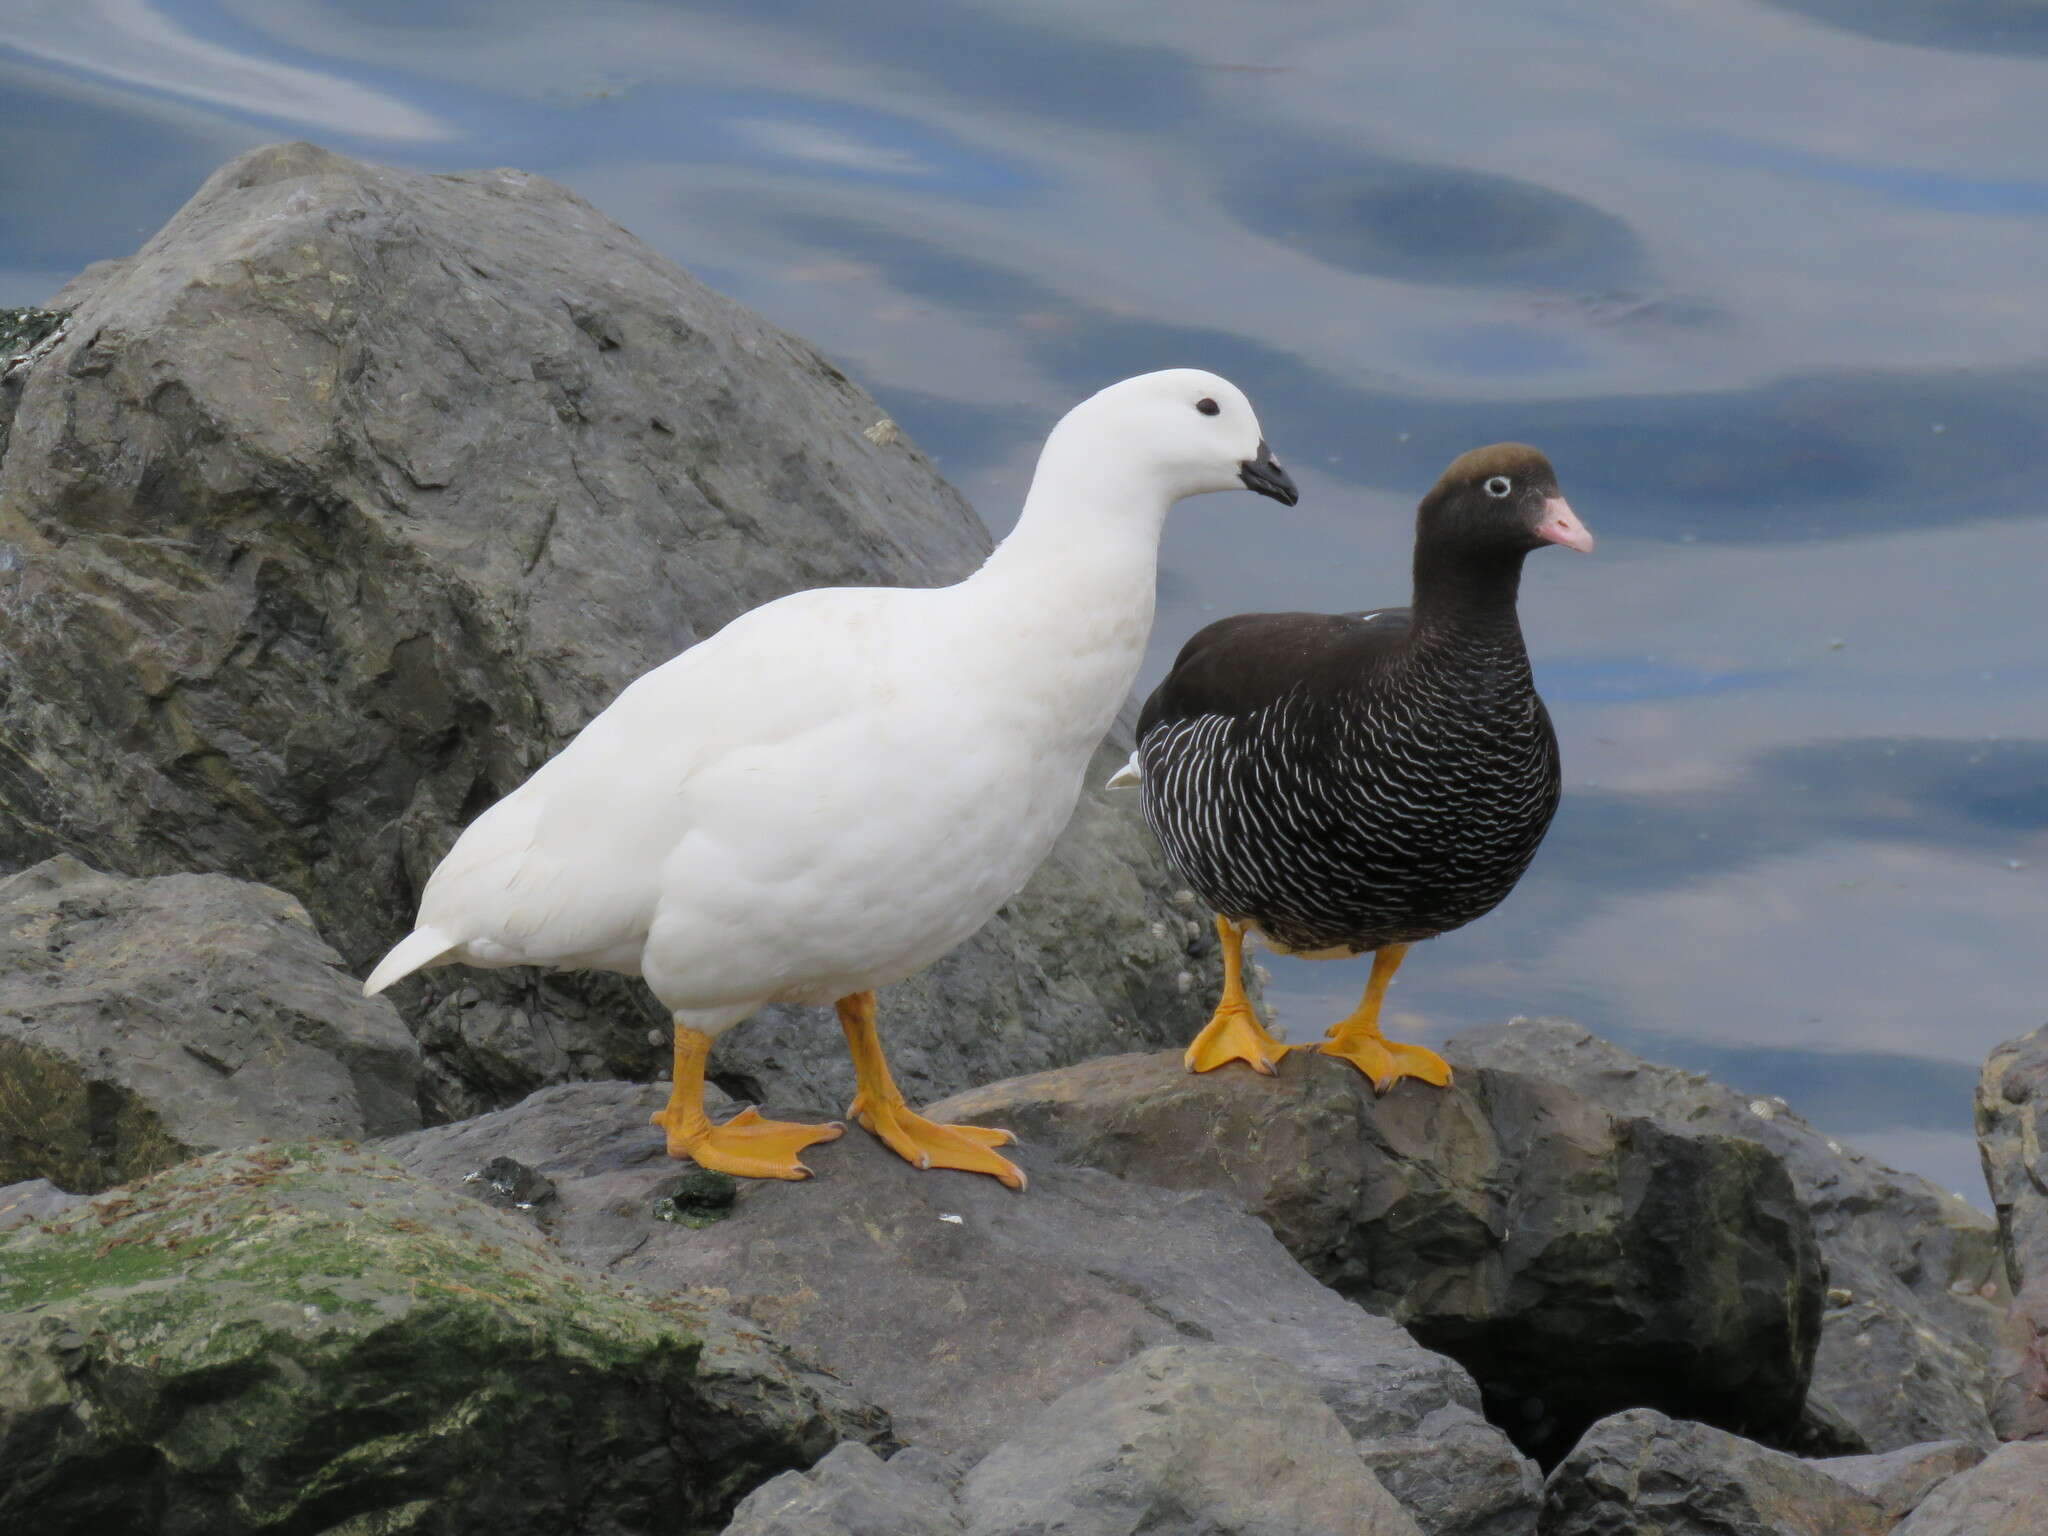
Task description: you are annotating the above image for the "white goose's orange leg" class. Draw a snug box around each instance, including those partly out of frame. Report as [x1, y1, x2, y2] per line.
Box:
[1316, 944, 1453, 1094]
[650, 1024, 842, 1179]
[838, 990, 1026, 1189]
[1183, 916, 1293, 1075]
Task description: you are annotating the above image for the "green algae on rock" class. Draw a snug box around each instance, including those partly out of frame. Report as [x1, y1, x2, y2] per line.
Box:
[0, 307, 65, 360]
[0, 1143, 887, 1533]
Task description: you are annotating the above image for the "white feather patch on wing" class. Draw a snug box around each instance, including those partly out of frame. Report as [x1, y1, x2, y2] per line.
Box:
[1104, 750, 1143, 789]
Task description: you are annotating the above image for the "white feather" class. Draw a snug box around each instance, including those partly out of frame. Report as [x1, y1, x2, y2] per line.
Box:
[362, 927, 458, 996]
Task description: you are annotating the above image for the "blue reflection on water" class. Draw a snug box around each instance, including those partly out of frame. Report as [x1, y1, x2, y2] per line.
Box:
[1670, 133, 2048, 218]
[1535, 660, 1780, 705]
[1756, 0, 2048, 57]
[3, 0, 2045, 1203]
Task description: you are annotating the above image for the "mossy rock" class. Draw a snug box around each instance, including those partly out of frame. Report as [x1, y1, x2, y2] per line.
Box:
[0, 1143, 886, 1533]
[0, 307, 65, 357]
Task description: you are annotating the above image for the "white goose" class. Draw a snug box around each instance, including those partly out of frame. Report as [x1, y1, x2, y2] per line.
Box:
[365, 370, 1297, 1188]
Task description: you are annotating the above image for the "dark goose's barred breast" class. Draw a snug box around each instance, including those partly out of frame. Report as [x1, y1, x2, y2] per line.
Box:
[1133, 442, 1584, 959]
[1137, 608, 1560, 955]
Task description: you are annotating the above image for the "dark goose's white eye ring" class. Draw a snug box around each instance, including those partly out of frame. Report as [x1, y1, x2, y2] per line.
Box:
[1484, 475, 1513, 498]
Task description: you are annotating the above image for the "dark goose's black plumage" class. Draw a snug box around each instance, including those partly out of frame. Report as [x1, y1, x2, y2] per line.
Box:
[1132, 445, 1592, 1087]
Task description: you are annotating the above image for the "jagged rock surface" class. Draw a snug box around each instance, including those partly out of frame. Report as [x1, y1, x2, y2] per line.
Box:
[723, 1351, 1427, 1536]
[1814, 1441, 1985, 1525]
[385, 1080, 1540, 1536]
[933, 1046, 1823, 1466]
[1538, 1409, 1890, 1535]
[1981, 1024, 2048, 1294]
[1977, 1022, 2048, 1441]
[1890, 1442, 2048, 1535]
[1453, 1018, 2004, 1453]
[1985, 1287, 2048, 1443]
[0, 1178, 79, 1232]
[958, 1345, 1424, 1536]
[0, 1144, 886, 1533]
[722, 1443, 966, 1536]
[0, 140, 1211, 1121]
[0, 855, 420, 1192]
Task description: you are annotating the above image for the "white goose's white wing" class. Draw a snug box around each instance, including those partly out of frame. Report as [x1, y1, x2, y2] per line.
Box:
[373, 586, 905, 989]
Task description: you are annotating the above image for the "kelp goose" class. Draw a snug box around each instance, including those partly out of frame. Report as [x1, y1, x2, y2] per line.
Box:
[1119, 444, 1589, 1091]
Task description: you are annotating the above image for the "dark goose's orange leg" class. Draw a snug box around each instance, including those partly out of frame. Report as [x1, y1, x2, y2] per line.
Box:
[1316, 944, 1453, 1094]
[1183, 915, 1293, 1075]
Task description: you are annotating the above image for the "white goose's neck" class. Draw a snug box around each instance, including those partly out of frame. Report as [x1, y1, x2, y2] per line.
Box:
[956, 431, 1175, 748]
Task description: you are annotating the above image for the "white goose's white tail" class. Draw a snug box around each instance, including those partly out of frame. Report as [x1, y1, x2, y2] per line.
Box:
[1104, 750, 1143, 790]
[363, 927, 458, 996]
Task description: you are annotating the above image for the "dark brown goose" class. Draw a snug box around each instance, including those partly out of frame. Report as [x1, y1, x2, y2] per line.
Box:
[1120, 444, 1592, 1091]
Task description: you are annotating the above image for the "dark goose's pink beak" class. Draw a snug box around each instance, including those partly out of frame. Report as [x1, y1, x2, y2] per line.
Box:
[1534, 496, 1594, 553]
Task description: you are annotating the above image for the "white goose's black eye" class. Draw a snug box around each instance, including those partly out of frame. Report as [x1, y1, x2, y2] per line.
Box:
[1484, 475, 1513, 498]
[1195, 397, 1220, 416]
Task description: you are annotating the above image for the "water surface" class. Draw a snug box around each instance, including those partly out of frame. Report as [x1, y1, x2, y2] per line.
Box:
[6, 0, 2045, 1201]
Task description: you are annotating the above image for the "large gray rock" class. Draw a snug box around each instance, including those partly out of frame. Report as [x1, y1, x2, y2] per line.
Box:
[933, 1046, 1823, 1466]
[385, 1080, 1540, 1536]
[1539, 1409, 1890, 1536]
[1891, 1441, 2048, 1535]
[0, 854, 421, 1192]
[1977, 1022, 2048, 1441]
[959, 1345, 1424, 1536]
[1453, 1018, 2003, 1453]
[0, 1143, 886, 1533]
[0, 140, 1210, 1120]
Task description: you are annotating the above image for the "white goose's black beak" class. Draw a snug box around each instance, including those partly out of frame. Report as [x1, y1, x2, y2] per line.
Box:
[1238, 441, 1298, 506]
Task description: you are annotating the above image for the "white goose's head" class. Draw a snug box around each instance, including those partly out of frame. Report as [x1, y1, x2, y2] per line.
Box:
[1044, 369, 1298, 508]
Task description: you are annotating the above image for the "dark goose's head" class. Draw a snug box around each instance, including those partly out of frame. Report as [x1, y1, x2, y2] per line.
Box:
[1417, 443, 1592, 560]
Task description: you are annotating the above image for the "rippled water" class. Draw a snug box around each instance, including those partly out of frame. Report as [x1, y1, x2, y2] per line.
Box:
[6, 1, 2046, 1201]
